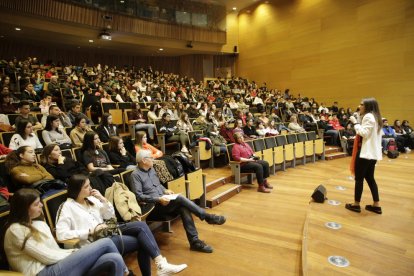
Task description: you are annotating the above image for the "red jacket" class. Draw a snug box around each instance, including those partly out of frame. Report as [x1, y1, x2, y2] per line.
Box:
[0, 144, 12, 155]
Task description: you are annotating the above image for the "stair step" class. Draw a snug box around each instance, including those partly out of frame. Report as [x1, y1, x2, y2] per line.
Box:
[206, 183, 242, 208]
[205, 176, 232, 193]
[325, 146, 342, 154]
[325, 152, 347, 160]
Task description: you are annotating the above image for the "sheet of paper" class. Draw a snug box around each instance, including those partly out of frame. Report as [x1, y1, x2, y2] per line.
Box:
[162, 194, 180, 200]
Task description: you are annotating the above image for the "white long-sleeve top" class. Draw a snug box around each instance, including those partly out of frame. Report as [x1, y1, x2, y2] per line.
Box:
[354, 112, 382, 160]
[55, 197, 115, 246]
[4, 221, 75, 276]
[9, 134, 43, 150]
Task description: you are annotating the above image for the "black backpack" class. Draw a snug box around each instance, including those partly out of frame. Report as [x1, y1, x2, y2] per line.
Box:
[172, 152, 196, 173]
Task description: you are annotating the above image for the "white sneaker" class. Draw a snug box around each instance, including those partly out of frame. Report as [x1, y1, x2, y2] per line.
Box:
[181, 146, 189, 153]
[157, 257, 187, 276]
[405, 147, 411, 153]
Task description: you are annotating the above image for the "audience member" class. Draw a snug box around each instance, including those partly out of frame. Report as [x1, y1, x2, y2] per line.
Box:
[159, 113, 189, 153]
[15, 101, 43, 130]
[3, 188, 127, 276]
[131, 150, 226, 253]
[135, 131, 163, 159]
[96, 113, 118, 143]
[55, 174, 187, 276]
[127, 103, 156, 142]
[232, 132, 272, 193]
[42, 115, 72, 147]
[9, 119, 43, 150]
[108, 136, 136, 170]
[70, 116, 93, 147]
[41, 104, 72, 128]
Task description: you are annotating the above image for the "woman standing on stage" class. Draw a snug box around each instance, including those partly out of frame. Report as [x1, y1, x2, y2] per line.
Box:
[346, 98, 383, 214]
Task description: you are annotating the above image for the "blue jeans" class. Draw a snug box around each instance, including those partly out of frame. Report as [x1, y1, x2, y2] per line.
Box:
[111, 221, 161, 276]
[148, 195, 207, 244]
[38, 238, 126, 276]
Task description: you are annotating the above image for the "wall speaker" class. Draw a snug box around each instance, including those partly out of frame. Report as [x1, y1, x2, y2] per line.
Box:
[233, 45, 238, 53]
[311, 185, 327, 203]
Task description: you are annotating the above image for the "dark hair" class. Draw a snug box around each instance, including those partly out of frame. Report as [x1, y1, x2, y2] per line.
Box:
[81, 131, 98, 152]
[67, 174, 91, 203]
[361, 98, 383, 132]
[4, 146, 32, 171]
[48, 104, 59, 113]
[41, 143, 59, 165]
[18, 100, 30, 109]
[161, 112, 170, 120]
[0, 92, 11, 104]
[74, 115, 85, 127]
[45, 115, 62, 133]
[108, 136, 122, 152]
[100, 113, 112, 127]
[42, 93, 52, 99]
[15, 119, 32, 139]
[71, 102, 80, 110]
[402, 120, 409, 126]
[5, 188, 43, 250]
[135, 131, 146, 147]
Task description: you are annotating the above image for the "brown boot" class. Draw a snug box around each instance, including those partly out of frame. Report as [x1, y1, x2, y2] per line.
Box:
[257, 185, 271, 193]
[263, 179, 273, 189]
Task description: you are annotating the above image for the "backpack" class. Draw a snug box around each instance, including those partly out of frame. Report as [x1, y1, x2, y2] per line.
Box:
[105, 182, 142, 222]
[162, 156, 184, 179]
[172, 152, 196, 173]
[387, 140, 399, 159]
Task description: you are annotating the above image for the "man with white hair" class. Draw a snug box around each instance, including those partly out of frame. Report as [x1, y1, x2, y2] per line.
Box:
[131, 150, 226, 253]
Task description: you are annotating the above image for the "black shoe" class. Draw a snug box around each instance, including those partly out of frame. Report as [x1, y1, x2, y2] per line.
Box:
[205, 214, 226, 225]
[190, 239, 213, 253]
[345, 203, 361, 213]
[365, 205, 382, 214]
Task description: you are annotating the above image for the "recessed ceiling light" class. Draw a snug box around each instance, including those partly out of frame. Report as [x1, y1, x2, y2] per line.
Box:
[120, 0, 124, 3]
[15, 27, 21, 31]
[77, 46, 81, 48]
[89, 39, 94, 43]
[232, 7, 237, 11]
[159, 48, 164, 51]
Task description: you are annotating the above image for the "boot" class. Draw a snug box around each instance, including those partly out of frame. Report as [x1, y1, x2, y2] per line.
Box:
[257, 185, 271, 193]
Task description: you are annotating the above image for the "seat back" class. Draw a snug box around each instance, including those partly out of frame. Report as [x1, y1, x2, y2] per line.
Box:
[166, 175, 187, 197]
[185, 169, 204, 200]
[307, 131, 317, 140]
[61, 149, 74, 160]
[286, 134, 297, 144]
[42, 190, 68, 232]
[264, 136, 277, 149]
[297, 133, 307, 142]
[37, 129, 46, 146]
[101, 102, 117, 113]
[0, 132, 14, 147]
[72, 147, 83, 163]
[118, 102, 132, 110]
[120, 169, 134, 190]
[7, 114, 19, 126]
[226, 143, 235, 162]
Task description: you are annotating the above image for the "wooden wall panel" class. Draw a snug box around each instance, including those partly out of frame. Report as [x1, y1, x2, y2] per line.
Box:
[237, 0, 414, 123]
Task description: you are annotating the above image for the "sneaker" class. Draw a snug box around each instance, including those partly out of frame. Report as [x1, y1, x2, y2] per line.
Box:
[156, 257, 187, 276]
[190, 239, 213, 253]
[181, 146, 189, 153]
[405, 147, 411, 153]
[205, 214, 226, 225]
[365, 205, 382, 214]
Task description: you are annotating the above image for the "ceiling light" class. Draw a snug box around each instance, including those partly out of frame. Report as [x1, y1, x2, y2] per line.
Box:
[120, 0, 124, 3]
[89, 39, 94, 43]
[15, 27, 21, 31]
[232, 7, 237, 11]
[159, 48, 164, 51]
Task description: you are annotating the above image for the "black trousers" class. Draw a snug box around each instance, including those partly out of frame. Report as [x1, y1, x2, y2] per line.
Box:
[354, 152, 380, 202]
[240, 160, 270, 185]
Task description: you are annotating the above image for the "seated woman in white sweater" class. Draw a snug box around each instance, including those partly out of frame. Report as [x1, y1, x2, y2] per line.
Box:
[3, 188, 127, 276]
[42, 115, 72, 147]
[55, 174, 187, 276]
[9, 119, 43, 151]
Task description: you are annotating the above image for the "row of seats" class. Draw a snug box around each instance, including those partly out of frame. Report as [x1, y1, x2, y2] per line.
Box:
[225, 132, 325, 185]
